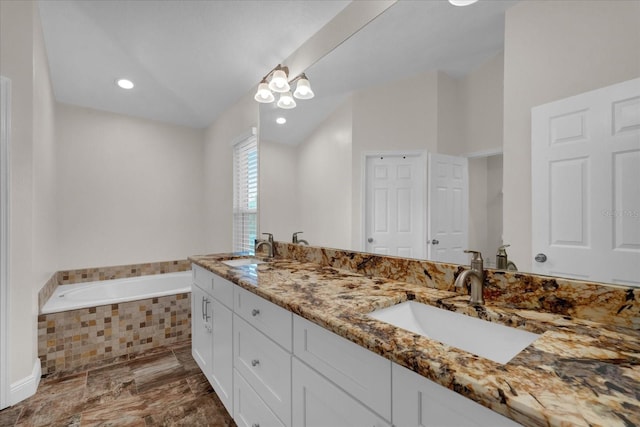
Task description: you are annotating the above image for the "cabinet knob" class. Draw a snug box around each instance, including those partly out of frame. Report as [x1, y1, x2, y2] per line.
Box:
[251, 308, 260, 317]
[252, 424, 260, 427]
[251, 359, 260, 367]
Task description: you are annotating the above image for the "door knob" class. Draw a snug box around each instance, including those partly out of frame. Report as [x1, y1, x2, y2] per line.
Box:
[430, 239, 439, 245]
[535, 253, 547, 263]
[367, 237, 373, 243]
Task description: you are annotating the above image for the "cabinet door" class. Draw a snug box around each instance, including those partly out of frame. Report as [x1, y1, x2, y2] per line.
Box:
[292, 359, 390, 427]
[293, 315, 391, 421]
[211, 298, 234, 416]
[392, 363, 521, 427]
[191, 285, 213, 376]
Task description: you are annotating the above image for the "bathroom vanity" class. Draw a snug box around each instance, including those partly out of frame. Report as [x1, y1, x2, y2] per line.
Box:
[190, 244, 639, 427]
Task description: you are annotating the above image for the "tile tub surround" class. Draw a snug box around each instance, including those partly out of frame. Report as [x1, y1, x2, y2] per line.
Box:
[38, 259, 191, 311]
[272, 242, 640, 329]
[190, 251, 640, 426]
[38, 292, 191, 376]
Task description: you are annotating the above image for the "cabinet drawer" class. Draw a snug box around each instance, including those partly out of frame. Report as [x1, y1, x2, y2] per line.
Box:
[213, 274, 234, 308]
[293, 315, 391, 421]
[234, 369, 286, 427]
[235, 287, 292, 351]
[392, 363, 521, 427]
[292, 358, 391, 427]
[192, 264, 214, 295]
[234, 315, 291, 426]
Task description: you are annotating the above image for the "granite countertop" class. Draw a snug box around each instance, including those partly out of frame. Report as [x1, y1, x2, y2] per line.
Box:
[189, 253, 640, 427]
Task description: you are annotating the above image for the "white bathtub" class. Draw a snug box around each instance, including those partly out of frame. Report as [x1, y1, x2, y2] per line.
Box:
[41, 271, 192, 314]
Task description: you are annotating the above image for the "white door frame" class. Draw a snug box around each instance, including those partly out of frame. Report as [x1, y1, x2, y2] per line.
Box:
[361, 150, 428, 255]
[1, 76, 11, 410]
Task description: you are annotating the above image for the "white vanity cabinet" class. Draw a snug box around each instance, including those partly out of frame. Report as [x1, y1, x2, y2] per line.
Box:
[191, 265, 234, 415]
[292, 315, 392, 426]
[392, 363, 521, 427]
[191, 263, 521, 427]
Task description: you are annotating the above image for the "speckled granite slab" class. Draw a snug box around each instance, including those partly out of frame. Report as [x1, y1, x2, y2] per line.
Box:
[190, 247, 640, 427]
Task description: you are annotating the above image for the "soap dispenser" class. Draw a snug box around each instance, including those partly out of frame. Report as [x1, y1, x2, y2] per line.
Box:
[496, 245, 518, 271]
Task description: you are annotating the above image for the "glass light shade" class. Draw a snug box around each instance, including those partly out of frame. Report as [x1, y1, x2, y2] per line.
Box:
[293, 77, 314, 100]
[448, 0, 478, 6]
[268, 69, 290, 93]
[277, 91, 296, 109]
[254, 82, 275, 103]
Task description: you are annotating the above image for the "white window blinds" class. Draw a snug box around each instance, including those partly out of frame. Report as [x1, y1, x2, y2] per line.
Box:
[233, 134, 258, 253]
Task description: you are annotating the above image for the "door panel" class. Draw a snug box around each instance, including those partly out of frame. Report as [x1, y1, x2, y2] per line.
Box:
[365, 153, 426, 258]
[532, 78, 640, 285]
[428, 153, 469, 264]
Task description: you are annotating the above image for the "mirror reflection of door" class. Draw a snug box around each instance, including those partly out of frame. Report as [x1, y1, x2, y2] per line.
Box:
[365, 153, 426, 258]
[427, 153, 469, 265]
[532, 78, 640, 285]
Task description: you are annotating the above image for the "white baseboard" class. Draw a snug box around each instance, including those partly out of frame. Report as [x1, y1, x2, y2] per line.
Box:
[10, 359, 41, 405]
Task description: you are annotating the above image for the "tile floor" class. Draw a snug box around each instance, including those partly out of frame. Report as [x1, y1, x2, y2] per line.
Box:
[0, 341, 236, 426]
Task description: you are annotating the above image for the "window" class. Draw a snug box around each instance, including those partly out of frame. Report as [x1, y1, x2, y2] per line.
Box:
[233, 133, 258, 253]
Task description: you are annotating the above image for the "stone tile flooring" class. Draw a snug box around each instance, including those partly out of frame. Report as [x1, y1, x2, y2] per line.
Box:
[0, 341, 236, 426]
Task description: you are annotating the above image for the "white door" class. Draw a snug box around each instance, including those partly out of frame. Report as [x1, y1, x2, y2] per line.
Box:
[365, 153, 426, 258]
[427, 153, 469, 264]
[532, 78, 640, 285]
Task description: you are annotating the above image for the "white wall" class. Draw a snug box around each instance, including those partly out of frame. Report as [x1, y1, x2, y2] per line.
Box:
[459, 52, 504, 156]
[0, 0, 56, 390]
[503, 0, 640, 271]
[297, 99, 352, 249]
[56, 103, 205, 269]
[203, 92, 258, 253]
[259, 139, 299, 241]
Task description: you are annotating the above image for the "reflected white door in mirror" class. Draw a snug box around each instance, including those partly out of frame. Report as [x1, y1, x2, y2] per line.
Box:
[532, 78, 640, 286]
[364, 152, 426, 259]
[364, 151, 470, 265]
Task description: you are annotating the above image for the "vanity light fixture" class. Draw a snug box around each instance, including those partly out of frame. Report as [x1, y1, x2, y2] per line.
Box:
[116, 78, 134, 89]
[448, 0, 479, 6]
[254, 64, 314, 109]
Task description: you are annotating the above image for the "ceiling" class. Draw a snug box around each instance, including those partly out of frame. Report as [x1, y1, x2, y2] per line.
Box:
[38, 0, 516, 133]
[261, 0, 517, 145]
[37, 0, 350, 128]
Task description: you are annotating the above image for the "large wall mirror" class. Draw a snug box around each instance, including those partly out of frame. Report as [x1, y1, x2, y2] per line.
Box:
[259, 0, 640, 287]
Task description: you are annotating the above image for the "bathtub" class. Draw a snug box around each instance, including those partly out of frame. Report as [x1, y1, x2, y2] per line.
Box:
[41, 271, 192, 314]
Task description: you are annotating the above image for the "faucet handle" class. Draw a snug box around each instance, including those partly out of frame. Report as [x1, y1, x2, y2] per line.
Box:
[292, 231, 303, 243]
[262, 232, 273, 243]
[464, 250, 483, 260]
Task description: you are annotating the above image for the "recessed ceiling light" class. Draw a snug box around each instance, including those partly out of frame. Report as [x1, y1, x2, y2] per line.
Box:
[116, 78, 134, 89]
[276, 117, 286, 125]
[448, 0, 478, 5]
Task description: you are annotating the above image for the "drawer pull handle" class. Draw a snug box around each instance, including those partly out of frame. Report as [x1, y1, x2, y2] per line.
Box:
[251, 309, 260, 317]
[251, 359, 260, 367]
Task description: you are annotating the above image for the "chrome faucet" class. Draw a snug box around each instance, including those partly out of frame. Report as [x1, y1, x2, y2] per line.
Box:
[292, 231, 309, 245]
[454, 250, 485, 306]
[254, 233, 274, 258]
[496, 244, 518, 271]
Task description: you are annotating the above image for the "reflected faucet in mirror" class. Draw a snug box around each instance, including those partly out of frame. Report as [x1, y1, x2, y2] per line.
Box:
[496, 245, 517, 271]
[292, 232, 309, 245]
[255, 233, 274, 258]
[454, 250, 485, 306]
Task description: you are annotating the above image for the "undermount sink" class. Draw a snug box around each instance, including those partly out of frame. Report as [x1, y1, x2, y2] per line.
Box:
[368, 301, 540, 364]
[222, 257, 266, 267]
